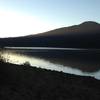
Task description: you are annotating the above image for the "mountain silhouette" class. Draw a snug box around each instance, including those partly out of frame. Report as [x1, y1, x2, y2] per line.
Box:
[0, 21, 100, 48]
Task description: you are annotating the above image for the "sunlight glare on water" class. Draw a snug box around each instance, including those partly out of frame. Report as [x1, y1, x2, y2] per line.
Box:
[1, 49, 100, 80]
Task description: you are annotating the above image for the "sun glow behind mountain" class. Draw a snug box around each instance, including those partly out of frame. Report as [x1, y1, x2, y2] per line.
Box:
[0, 0, 100, 38]
[0, 11, 56, 38]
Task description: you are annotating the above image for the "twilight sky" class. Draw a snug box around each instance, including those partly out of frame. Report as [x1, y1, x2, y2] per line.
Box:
[0, 0, 100, 37]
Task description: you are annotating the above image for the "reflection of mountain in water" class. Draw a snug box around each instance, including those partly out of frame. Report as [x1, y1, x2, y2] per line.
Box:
[8, 49, 100, 72]
[20, 50, 100, 72]
[1, 49, 100, 80]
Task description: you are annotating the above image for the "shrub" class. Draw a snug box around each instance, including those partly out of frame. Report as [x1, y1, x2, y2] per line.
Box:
[23, 61, 30, 66]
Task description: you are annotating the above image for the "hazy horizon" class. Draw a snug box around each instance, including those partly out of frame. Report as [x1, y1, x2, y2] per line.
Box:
[0, 0, 100, 37]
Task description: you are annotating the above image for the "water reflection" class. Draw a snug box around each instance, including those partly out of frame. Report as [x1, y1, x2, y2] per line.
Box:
[1, 49, 100, 80]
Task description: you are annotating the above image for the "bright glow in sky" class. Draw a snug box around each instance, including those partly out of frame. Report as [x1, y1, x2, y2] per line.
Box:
[0, 10, 57, 37]
[0, 0, 100, 37]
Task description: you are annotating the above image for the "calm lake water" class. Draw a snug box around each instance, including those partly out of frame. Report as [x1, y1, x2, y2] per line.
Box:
[1, 47, 100, 80]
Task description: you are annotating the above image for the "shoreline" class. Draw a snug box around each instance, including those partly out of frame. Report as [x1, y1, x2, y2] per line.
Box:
[0, 61, 100, 100]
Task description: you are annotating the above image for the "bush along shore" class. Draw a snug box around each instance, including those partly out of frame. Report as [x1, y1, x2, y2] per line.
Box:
[0, 61, 100, 100]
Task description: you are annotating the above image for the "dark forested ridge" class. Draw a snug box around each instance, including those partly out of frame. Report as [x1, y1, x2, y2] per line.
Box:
[0, 21, 100, 48]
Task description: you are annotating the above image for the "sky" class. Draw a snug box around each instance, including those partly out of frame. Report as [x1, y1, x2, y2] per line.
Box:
[0, 0, 100, 37]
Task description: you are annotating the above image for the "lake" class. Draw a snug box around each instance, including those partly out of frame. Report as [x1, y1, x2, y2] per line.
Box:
[1, 47, 100, 80]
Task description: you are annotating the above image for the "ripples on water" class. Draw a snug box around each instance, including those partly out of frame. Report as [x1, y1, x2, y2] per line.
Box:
[1, 47, 100, 80]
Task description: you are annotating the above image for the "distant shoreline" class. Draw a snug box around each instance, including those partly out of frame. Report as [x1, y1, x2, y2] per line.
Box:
[3, 46, 100, 51]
